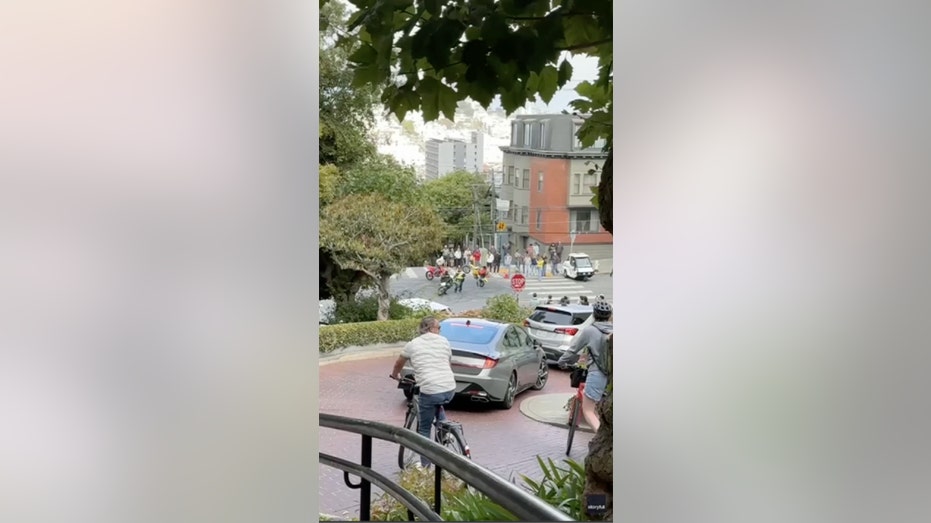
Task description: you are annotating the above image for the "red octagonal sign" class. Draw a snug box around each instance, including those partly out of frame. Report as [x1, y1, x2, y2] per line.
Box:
[510, 273, 526, 292]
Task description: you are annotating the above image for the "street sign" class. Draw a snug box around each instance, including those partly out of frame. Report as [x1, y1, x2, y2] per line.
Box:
[497, 221, 506, 231]
[511, 273, 526, 292]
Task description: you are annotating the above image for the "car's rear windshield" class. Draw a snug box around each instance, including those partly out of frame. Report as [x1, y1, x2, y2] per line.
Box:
[441, 322, 499, 345]
[529, 308, 590, 325]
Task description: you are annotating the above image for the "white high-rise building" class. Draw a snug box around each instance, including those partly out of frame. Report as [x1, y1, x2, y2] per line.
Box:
[424, 132, 484, 180]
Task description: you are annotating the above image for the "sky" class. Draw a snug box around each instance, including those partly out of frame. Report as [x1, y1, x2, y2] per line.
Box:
[492, 53, 602, 113]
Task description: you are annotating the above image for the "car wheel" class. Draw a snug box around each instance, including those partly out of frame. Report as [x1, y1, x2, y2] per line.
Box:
[500, 373, 517, 409]
[532, 359, 549, 390]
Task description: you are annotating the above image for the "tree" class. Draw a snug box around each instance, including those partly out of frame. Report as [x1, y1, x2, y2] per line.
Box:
[336, 154, 423, 204]
[332, 0, 614, 516]
[319, 0, 378, 168]
[421, 170, 490, 243]
[320, 193, 445, 320]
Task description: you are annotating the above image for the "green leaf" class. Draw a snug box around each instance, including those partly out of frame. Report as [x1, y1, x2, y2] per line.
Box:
[418, 77, 458, 121]
[537, 64, 559, 103]
[558, 58, 573, 86]
[347, 43, 377, 65]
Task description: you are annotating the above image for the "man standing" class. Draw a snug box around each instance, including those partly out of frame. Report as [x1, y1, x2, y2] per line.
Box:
[390, 317, 456, 468]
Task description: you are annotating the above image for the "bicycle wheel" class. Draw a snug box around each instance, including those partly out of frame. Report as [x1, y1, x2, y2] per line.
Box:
[566, 396, 580, 456]
[398, 408, 421, 469]
[438, 423, 470, 459]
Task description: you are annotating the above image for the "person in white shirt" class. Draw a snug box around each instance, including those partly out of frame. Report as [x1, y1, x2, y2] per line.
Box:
[390, 317, 456, 467]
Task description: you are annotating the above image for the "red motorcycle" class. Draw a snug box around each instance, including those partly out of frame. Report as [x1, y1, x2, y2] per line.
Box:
[424, 265, 449, 280]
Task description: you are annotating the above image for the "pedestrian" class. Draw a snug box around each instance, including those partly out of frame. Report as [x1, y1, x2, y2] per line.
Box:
[472, 247, 481, 267]
[463, 247, 471, 269]
[503, 252, 512, 273]
[454, 246, 462, 268]
[486, 250, 495, 273]
[453, 267, 466, 292]
[558, 300, 613, 432]
[536, 255, 545, 281]
[390, 317, 456, 468]
[556, 241, 564, 258]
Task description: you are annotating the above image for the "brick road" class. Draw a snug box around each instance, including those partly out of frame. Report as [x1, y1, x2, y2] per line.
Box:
[319, 354, 593, 517]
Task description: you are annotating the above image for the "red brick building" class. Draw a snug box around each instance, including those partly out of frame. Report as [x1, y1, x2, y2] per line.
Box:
[498, 114, 612, 259]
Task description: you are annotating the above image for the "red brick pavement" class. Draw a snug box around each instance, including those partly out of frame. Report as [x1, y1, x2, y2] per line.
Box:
[318, 354, 594, 517]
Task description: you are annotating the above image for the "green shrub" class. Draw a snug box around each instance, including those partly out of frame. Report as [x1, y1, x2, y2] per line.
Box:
[481, 294, 533, 324]
[368, 457, 586, 521]
[333, 295, 423, 323]
[319, 318, 421, 353]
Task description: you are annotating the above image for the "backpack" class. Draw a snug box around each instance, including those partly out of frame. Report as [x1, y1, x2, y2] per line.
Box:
[587, 330, 613, 376]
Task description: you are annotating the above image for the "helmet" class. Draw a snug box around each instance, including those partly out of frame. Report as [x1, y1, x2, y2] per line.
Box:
[592, 299, 612, 320]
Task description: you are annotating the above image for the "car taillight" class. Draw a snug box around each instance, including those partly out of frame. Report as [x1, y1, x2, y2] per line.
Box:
[483, 357, 497, 369]
[554, 327, 579, 335]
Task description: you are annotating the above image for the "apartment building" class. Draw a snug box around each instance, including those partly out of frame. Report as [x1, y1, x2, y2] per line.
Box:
[424, 131, 484, 180]
[498, 114, 612, 259]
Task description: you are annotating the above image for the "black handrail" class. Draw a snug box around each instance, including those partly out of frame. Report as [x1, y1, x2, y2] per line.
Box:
[320, 413, 573, 522]
[320, 452, 440, 521]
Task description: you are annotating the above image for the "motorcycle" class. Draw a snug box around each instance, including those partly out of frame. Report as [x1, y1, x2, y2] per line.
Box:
[424, 264, 449, 280]
[437, 276, 454, 296]
[470, 264, 488, 288]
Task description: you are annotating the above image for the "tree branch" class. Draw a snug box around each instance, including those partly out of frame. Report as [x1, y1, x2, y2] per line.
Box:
[557, 38, 612, 52]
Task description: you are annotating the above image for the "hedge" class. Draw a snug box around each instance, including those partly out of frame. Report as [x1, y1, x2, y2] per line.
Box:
[318, 294, 534, 353]
[319, 318, 423, 353]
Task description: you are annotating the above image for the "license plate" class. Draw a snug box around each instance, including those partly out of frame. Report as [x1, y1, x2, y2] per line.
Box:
[530, 328, 559, 339]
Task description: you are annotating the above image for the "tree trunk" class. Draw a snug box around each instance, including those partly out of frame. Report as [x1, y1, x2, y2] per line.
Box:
[375, 273, 392, 321]
[584, 147, 614, 520]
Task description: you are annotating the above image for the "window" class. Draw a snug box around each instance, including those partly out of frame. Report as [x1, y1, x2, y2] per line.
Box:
[511, 122, 521, 146]
[584, 172, 597, 190]
[537, 171, 544, 192]
[523, 123, 532, 146]
[522, 169, 530, 188]
[541, 122, 549, 149]
[507, 166, 514, 185]
[521, 206, 529, 225]
[571, 209, 596, 232]
[573, 123, 583, 150]
[535, 209, 542, 229]
[501, 327, 522, 354]
[573, 173, 583, 195]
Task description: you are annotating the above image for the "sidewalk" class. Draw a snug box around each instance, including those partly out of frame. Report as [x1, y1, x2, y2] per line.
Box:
[519, 393, 594, 433]
[318, 342, 406, 366]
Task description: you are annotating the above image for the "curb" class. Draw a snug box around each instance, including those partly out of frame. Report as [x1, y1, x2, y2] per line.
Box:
[319, 343, 406, 366]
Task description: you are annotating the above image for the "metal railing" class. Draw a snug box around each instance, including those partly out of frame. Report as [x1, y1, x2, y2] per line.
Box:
[320, 413, 573, 521]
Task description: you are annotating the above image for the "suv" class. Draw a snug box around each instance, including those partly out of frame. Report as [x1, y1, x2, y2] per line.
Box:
[524, 304, 594, 364]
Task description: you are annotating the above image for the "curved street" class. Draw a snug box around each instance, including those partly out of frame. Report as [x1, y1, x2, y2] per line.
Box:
[319, 353, 593, 518]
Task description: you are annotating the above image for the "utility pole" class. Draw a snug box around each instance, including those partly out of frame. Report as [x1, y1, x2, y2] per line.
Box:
[470, 184, 482, 249]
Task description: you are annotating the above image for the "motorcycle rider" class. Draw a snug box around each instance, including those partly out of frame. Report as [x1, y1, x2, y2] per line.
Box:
[558, 299, 613, 432]
[438, 271, 453, 294]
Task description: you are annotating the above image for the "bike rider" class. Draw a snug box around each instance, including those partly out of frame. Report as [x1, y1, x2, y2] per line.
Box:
[558, 299, 613, 432]
[390, 316, 456, 468]
[438, 270, 453, 293]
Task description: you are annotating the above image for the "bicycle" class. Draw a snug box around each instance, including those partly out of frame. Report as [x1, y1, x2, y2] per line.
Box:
[391, 375, 471, 469]
[565, 364, 587, 456]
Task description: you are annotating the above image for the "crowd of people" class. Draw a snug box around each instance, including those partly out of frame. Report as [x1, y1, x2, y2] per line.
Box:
[433, 241, 567, 280]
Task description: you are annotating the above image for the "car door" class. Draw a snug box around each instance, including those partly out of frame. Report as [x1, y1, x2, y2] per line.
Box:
[511, 326, 537, 385]
[500, 327, 524, 385]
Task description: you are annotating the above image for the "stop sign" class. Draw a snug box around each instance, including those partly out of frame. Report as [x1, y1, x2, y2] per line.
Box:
[510, 273, 526, 292]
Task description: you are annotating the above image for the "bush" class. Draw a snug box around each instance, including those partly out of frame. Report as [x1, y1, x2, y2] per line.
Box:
[368, 457, 587, 521]
[333, 295, 422, 323]
[481, 294, 533, 324]
[319, 318, 421, 353]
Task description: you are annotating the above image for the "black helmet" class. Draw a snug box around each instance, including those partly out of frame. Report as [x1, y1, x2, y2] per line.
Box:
[592, 299, 612, 319]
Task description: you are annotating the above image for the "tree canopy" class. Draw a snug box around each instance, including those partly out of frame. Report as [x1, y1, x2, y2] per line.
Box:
[421, 170, 490, 243]
[320, 193, 445, 320]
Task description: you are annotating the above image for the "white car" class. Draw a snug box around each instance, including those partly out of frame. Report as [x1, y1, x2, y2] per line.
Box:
[563, 252, 595, 281]
[396, 298, 452, 315]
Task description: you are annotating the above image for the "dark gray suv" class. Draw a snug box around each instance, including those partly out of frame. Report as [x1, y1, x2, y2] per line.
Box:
[523, 304, 594, 364]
